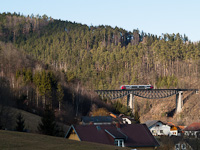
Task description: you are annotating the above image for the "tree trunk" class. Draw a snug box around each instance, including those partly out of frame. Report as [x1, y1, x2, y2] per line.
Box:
[59, 101, 61, 111]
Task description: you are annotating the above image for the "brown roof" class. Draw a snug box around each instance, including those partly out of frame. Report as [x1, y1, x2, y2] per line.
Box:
[167, 122, 175, 126]
[183, 122, 200, 131]
[65, 124, 159, 147]
[178, 126, 185, 130]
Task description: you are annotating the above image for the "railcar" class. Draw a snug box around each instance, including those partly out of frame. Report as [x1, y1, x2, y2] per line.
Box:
[120, 85, 153, 90]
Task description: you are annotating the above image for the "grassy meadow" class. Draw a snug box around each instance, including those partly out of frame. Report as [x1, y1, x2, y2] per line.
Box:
[0, 130, 131, 150]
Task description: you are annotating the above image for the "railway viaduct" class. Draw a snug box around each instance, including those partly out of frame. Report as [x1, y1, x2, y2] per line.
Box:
[95, 89, 199, 114]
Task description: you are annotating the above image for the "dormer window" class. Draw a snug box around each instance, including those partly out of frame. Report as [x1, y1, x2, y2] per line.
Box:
[114, 139, 124, 147]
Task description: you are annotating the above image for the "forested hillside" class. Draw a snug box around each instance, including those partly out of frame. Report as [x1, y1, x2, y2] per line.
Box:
[0, 12, 199, 128]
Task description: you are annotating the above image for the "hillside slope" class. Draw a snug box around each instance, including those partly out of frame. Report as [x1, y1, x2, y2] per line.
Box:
[0, 130, 131, 150]
[3, 107, 70, 133]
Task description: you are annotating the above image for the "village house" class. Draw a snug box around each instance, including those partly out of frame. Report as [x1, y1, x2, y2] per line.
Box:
[65, 123, 160, 149]
[170, 136, 197, 150]
[178, 125, 186, 135]
[174, 141, 193, 150]
[183, 122, 200, 138]
[167, 122, 178, 136]
[167, 122, 185, 136]
[118, 114, 135, 124]
[109, 113, 135, 124]
[145, 120, 171, 136]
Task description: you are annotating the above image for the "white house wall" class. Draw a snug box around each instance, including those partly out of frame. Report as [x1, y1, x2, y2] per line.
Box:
[150, 122, 171, 136]
[122, 118, 132, 124]
[170, 130, 178, 136]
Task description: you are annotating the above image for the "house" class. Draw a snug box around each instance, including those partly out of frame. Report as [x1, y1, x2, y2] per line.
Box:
[183, 122, 200, 138]
[170, 126, 179, 136]
[170, 136, 195, 150]
[178, 126, 186, 135]
[145, 120, 171, 136]
[174, 141, 193, 150]
[167, 122, 182, 136]
[81, 116, 114, 125]
[167, 122, 177, 136]
[167, 122, 186, 136]
[118, 114, 135, 124]
[109, 113, 135, 124]
[65, 123, 160, 149]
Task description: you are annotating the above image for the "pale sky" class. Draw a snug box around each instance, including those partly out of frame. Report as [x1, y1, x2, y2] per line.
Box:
[1, 0, 200, 42]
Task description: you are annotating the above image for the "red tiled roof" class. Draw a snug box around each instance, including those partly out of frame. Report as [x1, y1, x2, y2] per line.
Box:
[183, 122, 200, 131]
[66, 124, 159, 147]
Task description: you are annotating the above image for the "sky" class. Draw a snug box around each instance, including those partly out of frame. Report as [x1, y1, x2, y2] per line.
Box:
[1, 0, 200, 42]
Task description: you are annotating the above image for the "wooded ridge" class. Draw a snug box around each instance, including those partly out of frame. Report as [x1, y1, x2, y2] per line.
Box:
[0, 12, 199, 128]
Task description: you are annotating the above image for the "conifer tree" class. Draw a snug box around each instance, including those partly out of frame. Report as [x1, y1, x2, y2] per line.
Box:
[134, 110, 140, 124]
[15, 112, 25, 132]
[37, 105, 57, 136]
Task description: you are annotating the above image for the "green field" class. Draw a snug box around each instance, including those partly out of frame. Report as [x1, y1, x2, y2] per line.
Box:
[0, 130, 131, 150]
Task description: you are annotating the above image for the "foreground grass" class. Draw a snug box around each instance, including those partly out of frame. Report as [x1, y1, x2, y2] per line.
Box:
[0, 130, 131, 150]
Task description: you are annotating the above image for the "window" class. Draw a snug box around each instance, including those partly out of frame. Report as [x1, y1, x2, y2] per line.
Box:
[152, 130, 156, 133]
[175, 144, 180, 150]
[181, 143, 186, 150]
[114, 140, 118, 146]
[160, 130, 163, 134]
[131, 86, 137, 89]
[119, 140, 123, 146]
[114, 139, 124, 147]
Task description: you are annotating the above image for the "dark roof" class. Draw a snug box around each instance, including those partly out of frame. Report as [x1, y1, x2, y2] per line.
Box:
[183, 122, 200, 131]
[105, 129, 127, 139]
[65, 124, 159, 147]
[145, 120, 165, 128]
[81, 116, 113, 124]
